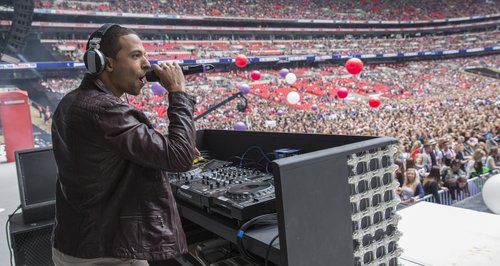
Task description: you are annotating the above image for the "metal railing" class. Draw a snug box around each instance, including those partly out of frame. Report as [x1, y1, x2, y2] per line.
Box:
[416, 174, 490, 205]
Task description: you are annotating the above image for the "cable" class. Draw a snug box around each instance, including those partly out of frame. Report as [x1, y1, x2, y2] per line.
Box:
[6, 205, 22, 266]
[236, 213, 278, 264]
[239, 146, 272, 168]
[265, 234, 279, 266]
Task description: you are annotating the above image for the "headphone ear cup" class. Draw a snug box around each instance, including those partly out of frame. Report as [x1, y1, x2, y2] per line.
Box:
[83, 48, 106, 74]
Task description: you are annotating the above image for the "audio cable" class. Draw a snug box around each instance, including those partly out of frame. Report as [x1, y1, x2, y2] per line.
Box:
[236, 213, 278, 264]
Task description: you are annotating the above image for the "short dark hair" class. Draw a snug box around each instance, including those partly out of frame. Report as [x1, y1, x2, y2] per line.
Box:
[86, 25, 137, 59]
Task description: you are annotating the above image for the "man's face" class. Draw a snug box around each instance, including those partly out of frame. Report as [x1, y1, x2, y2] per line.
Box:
[108, 34, 150, 96]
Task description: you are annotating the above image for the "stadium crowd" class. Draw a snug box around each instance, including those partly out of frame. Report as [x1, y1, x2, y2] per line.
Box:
[35, 0, 499, 21]
[46, 30, 500, 62]
[40, 56, 500, 179]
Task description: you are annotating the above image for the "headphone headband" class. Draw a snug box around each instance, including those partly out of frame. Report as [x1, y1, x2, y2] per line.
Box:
[86, 23, 117, 51]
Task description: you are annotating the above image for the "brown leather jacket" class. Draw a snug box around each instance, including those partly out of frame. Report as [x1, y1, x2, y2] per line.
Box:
[51, 74, 196, 260]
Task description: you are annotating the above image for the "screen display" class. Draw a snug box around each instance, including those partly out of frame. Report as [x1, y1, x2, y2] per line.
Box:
[17, 149, 58, 205]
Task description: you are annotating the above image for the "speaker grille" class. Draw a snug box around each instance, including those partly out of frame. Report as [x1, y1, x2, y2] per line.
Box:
[347, 144, 402, 266]
[11, 224, 54, 266]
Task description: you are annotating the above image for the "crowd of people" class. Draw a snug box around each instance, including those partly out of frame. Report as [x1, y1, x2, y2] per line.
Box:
[34, 0, 499, 21]
[38, 46, 500, 204]
[46, 30, 499, 62]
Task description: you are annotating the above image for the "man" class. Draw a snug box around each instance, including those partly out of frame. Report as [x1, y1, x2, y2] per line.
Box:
[421, 142, 434, 171]
[442, 160, 468, 202]
[51, 24, 196, 265]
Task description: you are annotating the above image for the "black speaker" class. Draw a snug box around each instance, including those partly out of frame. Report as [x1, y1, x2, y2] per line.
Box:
[8, 213, 54, 266]
[2, 0, 34, 57]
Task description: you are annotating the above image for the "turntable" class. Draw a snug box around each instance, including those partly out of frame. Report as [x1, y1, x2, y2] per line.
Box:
[211, 181, 276, 221]
[225, 182, 275, 201]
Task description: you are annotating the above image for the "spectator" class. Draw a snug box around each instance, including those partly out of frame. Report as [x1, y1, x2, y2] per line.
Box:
[396, 168, 425, 204]
[423, 166, 448, 204]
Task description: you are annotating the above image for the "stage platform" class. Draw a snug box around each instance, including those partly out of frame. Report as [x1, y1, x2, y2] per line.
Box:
[398, 201, 500, 266]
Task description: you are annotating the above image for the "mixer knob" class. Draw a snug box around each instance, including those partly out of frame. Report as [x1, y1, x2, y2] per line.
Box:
[242, 192, 250, 200]
[209, 183, 213, 189]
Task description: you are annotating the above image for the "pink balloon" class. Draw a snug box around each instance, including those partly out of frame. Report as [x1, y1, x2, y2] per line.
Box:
[235, 54, 248, 68]
[368, 96, 381, 108]
[337, 87, 348, 99]
[345, 58, 364, 75]
[250, 70, 261, 81]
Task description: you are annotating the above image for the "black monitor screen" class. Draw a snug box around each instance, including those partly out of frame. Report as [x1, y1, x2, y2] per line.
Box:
[16, 148, 58, 206]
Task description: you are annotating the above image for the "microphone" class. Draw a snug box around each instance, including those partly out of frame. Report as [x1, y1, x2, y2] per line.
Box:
[145, 64, 215, 82]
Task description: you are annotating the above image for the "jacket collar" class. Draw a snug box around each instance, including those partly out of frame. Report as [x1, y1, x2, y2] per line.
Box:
[81, 73, 115, 96]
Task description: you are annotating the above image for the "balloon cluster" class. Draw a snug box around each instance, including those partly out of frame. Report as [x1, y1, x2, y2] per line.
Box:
[231, 54, 380, 132]
[344, 58, 381, 108]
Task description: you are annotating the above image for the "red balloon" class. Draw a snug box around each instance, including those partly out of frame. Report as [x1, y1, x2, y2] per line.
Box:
[345, 58, 364, 75]
[235, 54, 248, 68]
[250, 70, 261, 81]
[368, 96, 381, 108]
[337, 87, 348, 99]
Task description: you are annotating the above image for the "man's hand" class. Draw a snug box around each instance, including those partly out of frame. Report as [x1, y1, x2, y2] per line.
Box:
[152, 62, 186, 93]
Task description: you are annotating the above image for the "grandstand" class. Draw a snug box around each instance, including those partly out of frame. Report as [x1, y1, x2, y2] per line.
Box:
[0, 0, 499, 265]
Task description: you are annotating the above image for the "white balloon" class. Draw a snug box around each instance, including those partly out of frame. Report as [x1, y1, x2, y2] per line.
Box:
[285, 73, 297, 84]
[286, 91, 300, 104]
[483, 174, 500, 214]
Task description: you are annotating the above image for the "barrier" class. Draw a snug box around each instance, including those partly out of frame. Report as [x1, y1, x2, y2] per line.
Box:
[416, 174, 488, 205]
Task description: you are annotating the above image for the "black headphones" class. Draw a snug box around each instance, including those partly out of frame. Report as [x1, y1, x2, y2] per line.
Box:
[83, 23, 118, 75]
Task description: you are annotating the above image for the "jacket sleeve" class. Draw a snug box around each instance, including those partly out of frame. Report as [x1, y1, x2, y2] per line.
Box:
[97, 92, 196, 172]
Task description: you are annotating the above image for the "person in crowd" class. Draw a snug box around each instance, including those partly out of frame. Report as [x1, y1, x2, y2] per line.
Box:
[51, 24, 198, 265]
[441, 139, 455, 167]
[454, 143, 468, 171]
[396, 168, 425, 204]
[466, 149, 488, 178]
[423, 166, 448, 204]
[486, 147, 500, 173]
[409, 141, 421, 160]
[394, 159, 405, 187]
[442, 159, 467, 200]
[422, 141, 436, 168]
[414, 154, 427, 181]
